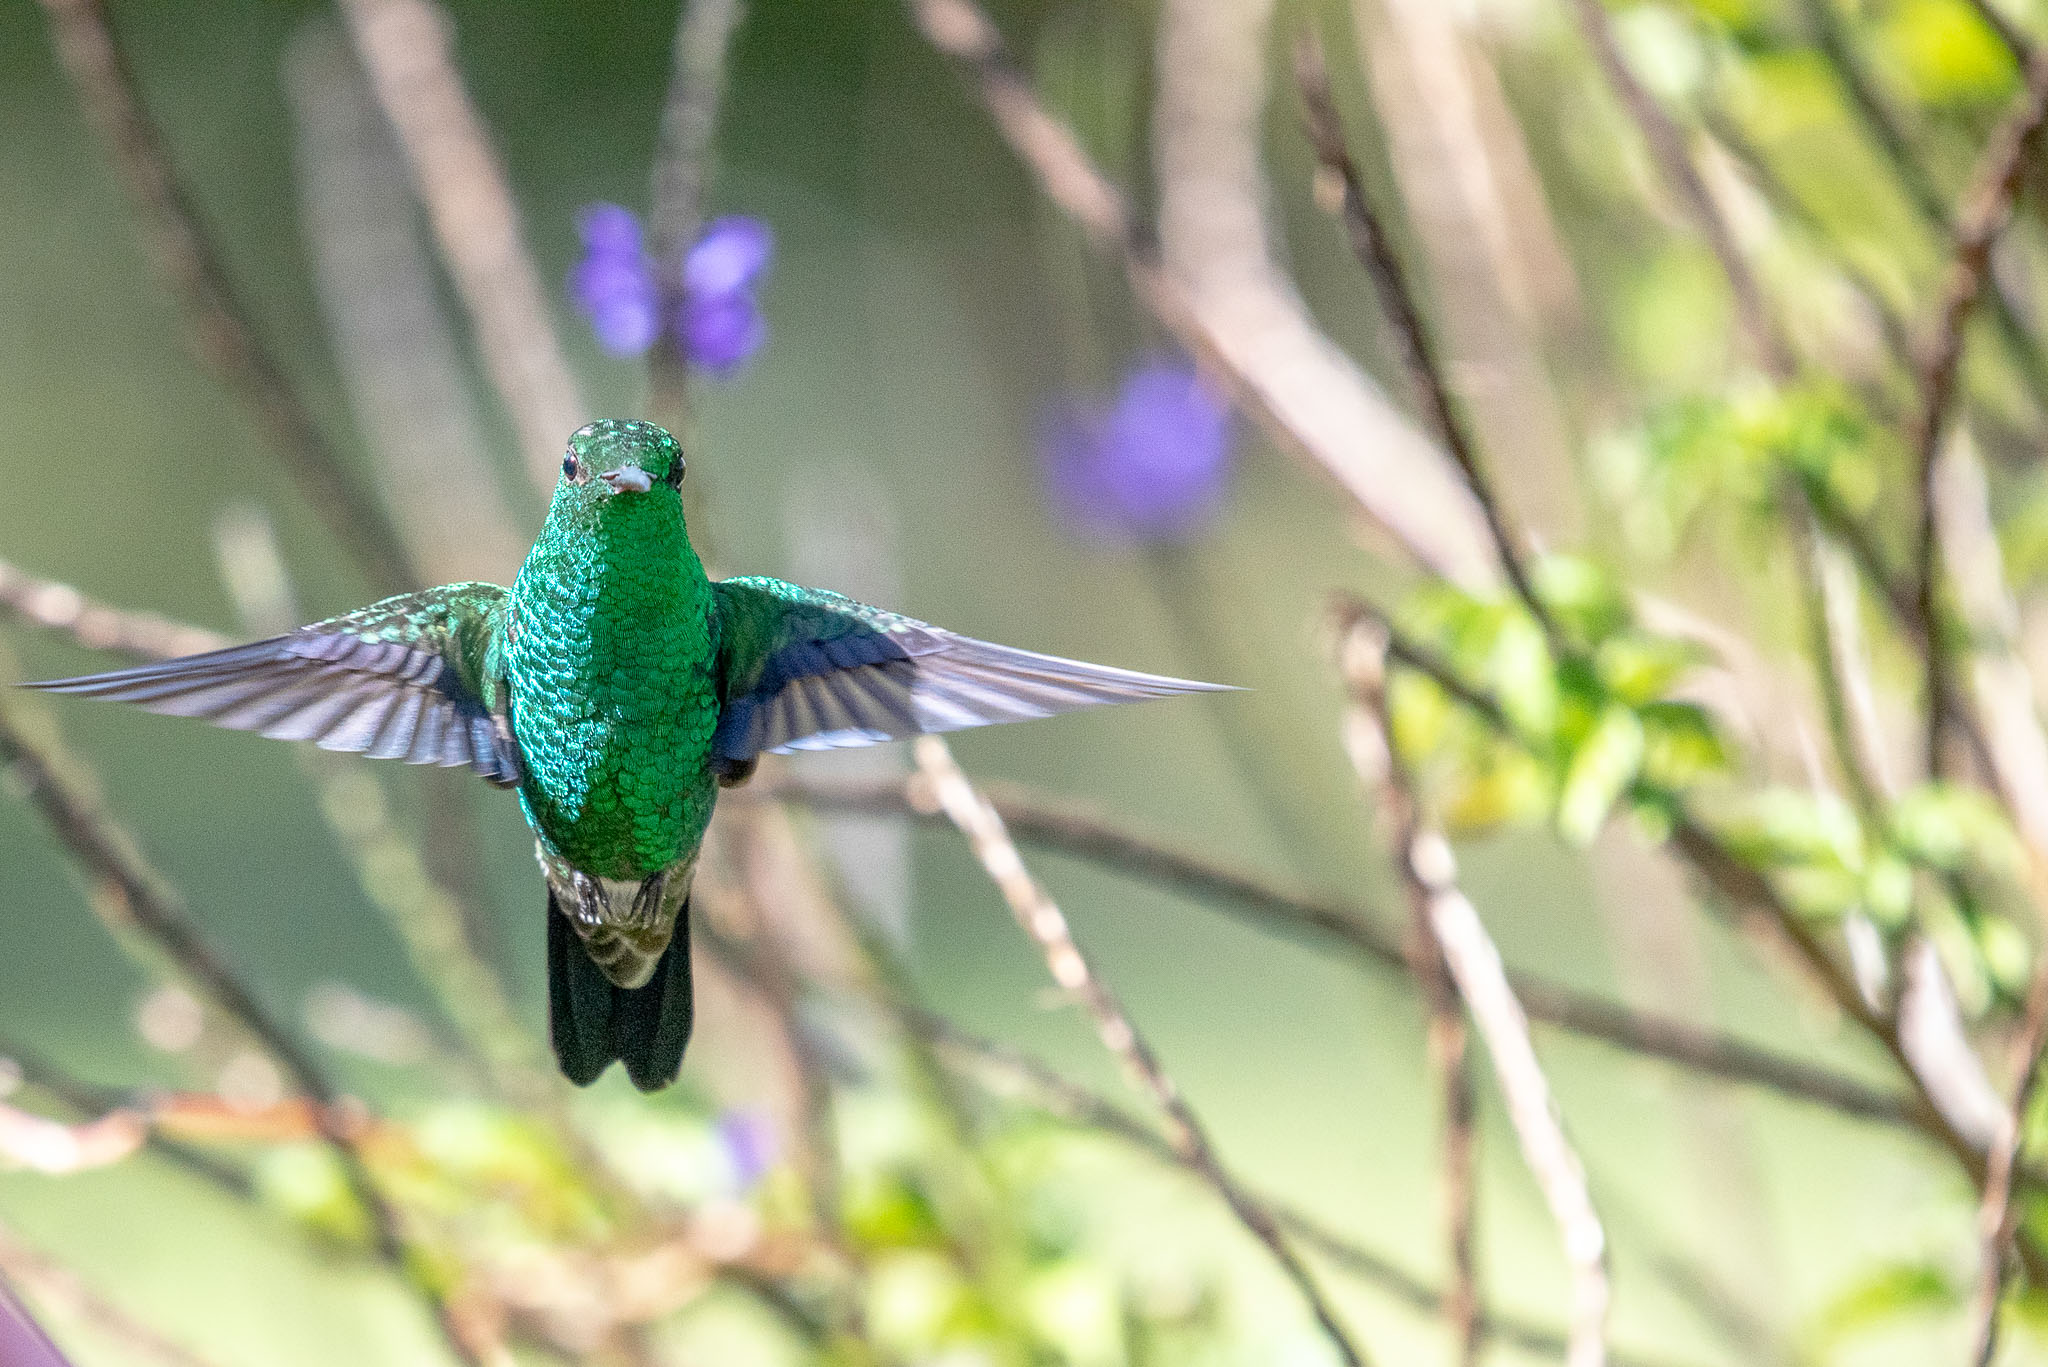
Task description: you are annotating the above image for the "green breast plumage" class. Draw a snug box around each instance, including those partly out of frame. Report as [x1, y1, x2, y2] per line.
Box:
[505, 494, 720, 879]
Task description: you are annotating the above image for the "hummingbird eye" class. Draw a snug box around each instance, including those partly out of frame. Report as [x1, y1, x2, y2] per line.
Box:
[561, 452, 580, 482]
[665, 455, 686, 489]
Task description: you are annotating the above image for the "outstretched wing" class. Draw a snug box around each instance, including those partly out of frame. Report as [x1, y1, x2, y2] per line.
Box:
[20, 583, 521, 786]
[711, 576, 1232, 766]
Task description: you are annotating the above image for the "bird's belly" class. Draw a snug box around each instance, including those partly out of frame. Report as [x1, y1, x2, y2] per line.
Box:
[512, 683, 719, 880]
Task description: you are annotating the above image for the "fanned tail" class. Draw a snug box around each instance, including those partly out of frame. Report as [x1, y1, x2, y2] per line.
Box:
[546, 894, 694, 1092]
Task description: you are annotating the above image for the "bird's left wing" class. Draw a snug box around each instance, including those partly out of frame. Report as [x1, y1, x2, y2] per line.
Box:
[711, 575, 1231, 767]
[21, 583, 521, 786]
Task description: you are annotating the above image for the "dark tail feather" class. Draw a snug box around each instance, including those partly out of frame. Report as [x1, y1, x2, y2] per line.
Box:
[546, 894, 695, 1092]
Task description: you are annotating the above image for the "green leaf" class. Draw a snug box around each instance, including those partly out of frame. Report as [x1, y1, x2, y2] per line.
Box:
[1533, 555, 1633, 643]
[1388, 671, 1454, 764]
[1557, 705, 1646, 844]
[1722, 788, 1864, 868]
[1804, 1262, 1958, 1356]
[1490, 612, 1559, 738]
[256, 1144, 373, 1248]
[1889, 783, 2025, 876]
[1979, 915, 2033, 999]
[1861, 852, 1915, 930]
[1875, 0, 2016, 107]
[1639, 701, 1730, 788]
[1442, 748, 1551, 835]
[1595, 632, 1706, 706]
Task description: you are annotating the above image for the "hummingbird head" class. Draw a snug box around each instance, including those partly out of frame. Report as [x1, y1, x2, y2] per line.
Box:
[556, 419, 687, 507]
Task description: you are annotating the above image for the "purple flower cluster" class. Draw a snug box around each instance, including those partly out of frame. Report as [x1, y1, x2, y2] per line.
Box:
[570, 205, 772, 377]
[1039, 358, 1234, 544]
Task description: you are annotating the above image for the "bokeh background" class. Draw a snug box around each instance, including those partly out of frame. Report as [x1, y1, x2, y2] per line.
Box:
[0, 0, 2041, 1363]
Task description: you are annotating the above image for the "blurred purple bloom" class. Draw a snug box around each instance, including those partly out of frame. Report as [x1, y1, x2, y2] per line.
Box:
[685, 216, 774, 299]
[578, 202, 644, 257]
[1040, 358, 1233, 543]
[570, 202, 660, 356]
[568, 205, 773, 375]
[716, 1109, 778, 1191]
[679, 290, 767, 377]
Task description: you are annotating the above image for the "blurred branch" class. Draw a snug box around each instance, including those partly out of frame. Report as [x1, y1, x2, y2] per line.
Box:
[1294, 37, 1557, 642]
[0, 559, 228, 663]
[1932, 433, 2048, 1343]
[0, 1099, 144, 1175]
[1702, 109, 1915, 374]
[912, 737, 1373, 1367]
[1908, 51, 2048, 776]
[1341, 625, 1609, 1367]
[760, 773, 1923, 1128]
[1933, 436, 2048, 880]
[0, 702, 504, 1367]
[909, 1010, 1689, 1367]
[904, 0, 1498, 585]
[32, 0, 417, 594]
[282, 21, 531, 586]
[336, 0, 586, 496]
[646, 0, 749, 433]
[0, 1221, 219, 1367]
[1970, 967, 2048, 1363]
[1563, 0, 1794, 379]
[0, 1039, 255, 1199]
[1794, 0, 2048, 406]
[210, 508, 555, 1108]
[1330, 595, 2048, 1269]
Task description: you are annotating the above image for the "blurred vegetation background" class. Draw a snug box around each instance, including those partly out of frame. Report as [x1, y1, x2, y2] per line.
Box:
[7, 0, 2048, 1363]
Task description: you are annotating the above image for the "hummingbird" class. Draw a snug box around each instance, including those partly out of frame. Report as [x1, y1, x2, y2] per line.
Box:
[25, 420, 1229, 1092]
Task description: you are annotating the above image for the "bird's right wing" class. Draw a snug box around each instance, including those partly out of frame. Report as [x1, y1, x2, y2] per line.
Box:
[711, 575, 1232, 766]
[20, 583, 521, 786]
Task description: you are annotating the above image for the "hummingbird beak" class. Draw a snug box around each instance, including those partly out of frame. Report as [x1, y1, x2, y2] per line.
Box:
[599, 464, 654, 495]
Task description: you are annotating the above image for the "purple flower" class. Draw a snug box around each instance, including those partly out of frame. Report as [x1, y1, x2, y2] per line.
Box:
[1040, 358, 1233, 543]
[685, 216, 774, 299]
[570, 203, 660, 356]
[716, 1109, 778, 1191]
[679, 290, 767, 377]
[568, 206, 774, 376]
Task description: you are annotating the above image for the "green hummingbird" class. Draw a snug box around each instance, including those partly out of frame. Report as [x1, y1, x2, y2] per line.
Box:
[25, 420, 1229, 1091]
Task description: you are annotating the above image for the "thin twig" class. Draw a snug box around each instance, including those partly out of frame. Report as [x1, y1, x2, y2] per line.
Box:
[907, 1010, 1693, 1367]
[1702, 107, 1917, 374]
[1795, 0, 2048, 405]
[1564, 0, 1795, 379]
[1423, 910, 1480, 1365]
[33, 0, 417, 594]
[762, 773, 1921, 1129]
[1970, 963, 2048, 1364]
[1294, 37, 1556, 639]
[1, 571, 1958, 1224]
[336, 0, 586, 496]
[1341, 626, 1609, 1367]
[0, 1038, 255, 1200]
[646, 0, 749, 433]
[903, 0, 1497, 585]
[1908, 49, 2048, 776]
[1333, 596, 2048, 1247]
[0, 1098, 144, 1175]
[912, 737, 1371, 1367]
[0, 559, 228, 663]
[0, 702, 503, 1367]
